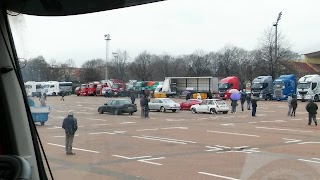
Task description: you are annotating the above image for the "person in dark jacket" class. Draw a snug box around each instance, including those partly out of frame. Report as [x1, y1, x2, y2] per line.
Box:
[291, 95, 298, 116]
[140, 95, 145, 118]
[246, 93, 252, 110]
[306, 99, 318, 126]
[231, 100, 238, 113]
[130, 91, 136, 104]
[240, 91, 246, 112]
[62, 110, 78, 155]
[186, 92, 191, 100]
[251, 98, 257, 116]
[144, 95, 150, 118]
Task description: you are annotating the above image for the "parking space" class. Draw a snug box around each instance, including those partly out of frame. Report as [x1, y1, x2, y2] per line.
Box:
[35, 95, 320, 179]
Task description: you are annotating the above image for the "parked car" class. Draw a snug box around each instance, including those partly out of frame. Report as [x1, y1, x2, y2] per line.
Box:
[180, 99, 202, 110]
[75, 86, 81, 96]
[149, 98, 180, 112]
[190, 99, 229, 114]
[98, 99, 137, 115]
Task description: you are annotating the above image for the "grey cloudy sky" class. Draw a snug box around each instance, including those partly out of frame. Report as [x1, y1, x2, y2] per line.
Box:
[9, 0, 320, 67]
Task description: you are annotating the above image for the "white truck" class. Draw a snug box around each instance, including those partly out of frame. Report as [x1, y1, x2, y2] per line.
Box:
[158, 77, 219, 97]
[24, 81, 46, 97]
[297, 74, 320, 102]
[43, 81, 60, 96]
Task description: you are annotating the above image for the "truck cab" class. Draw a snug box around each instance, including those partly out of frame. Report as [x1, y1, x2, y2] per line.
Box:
[43, 81, 60, 96]
[297, 74, 320, 102]
[251, 76, 273, 100]
[272, 74, 296, 101]
[218, 76, 239, 99]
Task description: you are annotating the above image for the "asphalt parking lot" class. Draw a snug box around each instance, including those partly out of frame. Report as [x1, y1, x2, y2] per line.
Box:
[35, 95, 320, 180]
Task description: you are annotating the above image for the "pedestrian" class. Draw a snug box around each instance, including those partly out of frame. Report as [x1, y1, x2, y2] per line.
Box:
[140, 94, 145, 118]
[39, 92, 42, 101]
[40, 96, 46, 107]
[197, 92, 201, 100]
[291, 94, 298, 116]
[252, 98, 257, 116]
[144, 95, 150, 118]
[306, 99, 318, 126]
[43, 93, 47, 100]
[62, 110, 78, 155]
[130, 91, 136, 104]
[240, 91, 246, 112]
[287, 95, 292, 116]
[60, 91, 65, 101]
[246, 93, 252, 110]
[186, 92, 191, 100]
[231, 100, 238, 113]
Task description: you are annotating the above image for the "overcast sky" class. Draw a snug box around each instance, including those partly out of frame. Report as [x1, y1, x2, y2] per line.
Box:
[9, 0, 320, 67]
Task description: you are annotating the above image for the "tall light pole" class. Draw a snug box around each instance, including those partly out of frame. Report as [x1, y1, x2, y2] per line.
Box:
[273, 11, 282, 62]
[104, 34, 111, 80]
[112, 52, 119, 80]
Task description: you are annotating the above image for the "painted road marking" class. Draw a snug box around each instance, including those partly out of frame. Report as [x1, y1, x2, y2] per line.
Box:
[90, 124, 111, 126]
[137, 128, 159, 131]
[298, 142, 320, 145]
[132, 135, 196, 144]
[248, 122, 257, 124]
[56, 110, 67, 113]
[205, 145, 260, 154]
[46, 126, 61, 130]
[113, 155, 165, 166]
[207, 130, 260, 137]
[221, 116, 235, 119]
[138, 157, 165, 166]
[290, 118, 303, 121]
[53, 116, 65, 119]
[256, 126, 313, 133]
[54, 134, 79, 138]
[259, 111, 276, 113]
[47, 143, 100, 153]
[220, 123, 235, 126]
[161, 127, 188, 130]
[166, 119, 185, 122]
[76, 112, 95, 115]
[236, 115, 248, 118]
[198, 172, 240, 180]
[256, 114, 266, 117]
[298, 158, 320, 164]
[119, 121, 136, 124]
[282, 138, 302, 143]
[198, 118, 208, 120]
[260, 120, 286, 123]
[89, 132, 115, 135]
[87, 118, 106, 121]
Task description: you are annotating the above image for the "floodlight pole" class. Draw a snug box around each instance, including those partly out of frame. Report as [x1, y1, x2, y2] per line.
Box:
[273, 12, 282, 62]
[104, 34, 111, 80]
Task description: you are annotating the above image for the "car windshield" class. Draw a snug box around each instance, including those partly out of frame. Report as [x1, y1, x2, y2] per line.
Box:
[8, 0, 320, 179]
[162, 99, 175, 103]
[297, 83, 310, 89]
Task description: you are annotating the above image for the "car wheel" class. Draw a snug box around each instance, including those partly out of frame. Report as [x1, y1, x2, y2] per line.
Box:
[223, 111, 228, 114]
[314, 95, 319, 102]
[160, 106, 166, 113]
[191, 108, 197, 113]
[172, 109, 176, 112]
[98, 108, 103, 114]
[52, 92, 56, 96]
[210, 108, 217, 114]
[129, 112, 134, 115]
[114, 109, 119, 115]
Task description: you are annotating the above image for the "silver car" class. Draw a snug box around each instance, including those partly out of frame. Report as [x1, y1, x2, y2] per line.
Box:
[149, 98, 180, 112]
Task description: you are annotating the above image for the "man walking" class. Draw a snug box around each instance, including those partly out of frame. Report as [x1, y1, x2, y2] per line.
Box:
[130, 91, 136, 104]
[140, 94, 145, 118]
[246, 93, 252, 110]
[62, 110, 78, 155]
[291, 94, 298, 116]
[306, 99, 318, 126]
[231, 100, 238, 113]
[287, 95, 293, 116]
[240, 91, 246, 112]
[144, 95, 150, 118]
[60, 91, 65, 101]
[252, 97, 257, 116]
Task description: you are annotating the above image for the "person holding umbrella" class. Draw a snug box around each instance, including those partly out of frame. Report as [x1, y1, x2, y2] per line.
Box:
[230, 90, 241, 113]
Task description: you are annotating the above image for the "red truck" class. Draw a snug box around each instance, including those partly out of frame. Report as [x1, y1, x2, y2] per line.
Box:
[110, 79, 126, 97]
[80, 84, 89, 96]
[218, 76, 239, 99]
[87, 81, 100, 96]
[96, 80, 112, 96]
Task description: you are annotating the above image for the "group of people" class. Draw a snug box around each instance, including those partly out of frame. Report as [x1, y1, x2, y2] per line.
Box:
[287, 94, 318, 126]
[230, 91, 258, 116]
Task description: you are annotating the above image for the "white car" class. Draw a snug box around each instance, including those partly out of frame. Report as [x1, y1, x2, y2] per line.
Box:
[190, 99, 230, 114]
[148, 98, 180, 112]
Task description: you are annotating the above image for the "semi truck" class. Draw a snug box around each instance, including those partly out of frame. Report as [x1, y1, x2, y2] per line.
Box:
[251, 76, 273, 100]
[272, 74, 296, 101]
[218, 76, 239, 99]
[297, 74, 320, 102]
[156, 77, 219, 98]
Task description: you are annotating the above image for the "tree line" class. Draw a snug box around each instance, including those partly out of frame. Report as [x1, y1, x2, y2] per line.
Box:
[21, 28, 299, 88]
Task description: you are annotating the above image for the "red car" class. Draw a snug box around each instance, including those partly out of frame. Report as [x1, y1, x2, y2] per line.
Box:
[180, 99, 202, 110]
[75, 87, 81, 96]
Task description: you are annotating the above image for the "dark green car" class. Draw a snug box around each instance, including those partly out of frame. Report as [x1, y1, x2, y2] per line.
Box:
[98, 99, 137, 115]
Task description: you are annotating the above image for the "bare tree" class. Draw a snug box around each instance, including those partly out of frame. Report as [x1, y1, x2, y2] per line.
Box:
[184, 50, 212, 76]
[128, 51, 153, 81]
[80, 59, 105, 82]
[108, 50, 129, 81]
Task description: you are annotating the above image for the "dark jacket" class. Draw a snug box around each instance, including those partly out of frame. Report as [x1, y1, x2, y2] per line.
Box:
[62, 115, 78, 135]
[252, 99, 257, 108]
[246, 94, 252, 101]
[186, 93, 191, 100]
[240, 93, 246, 103]
[231, 100, 238, 107]
[306, 102, 318, 115]
[291, 98, 298, 109]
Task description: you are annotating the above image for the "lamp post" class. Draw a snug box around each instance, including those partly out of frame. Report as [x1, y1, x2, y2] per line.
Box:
[273, 12, 282, 62]
[104, 34, 111, 80]
[112, 52, 119, 80]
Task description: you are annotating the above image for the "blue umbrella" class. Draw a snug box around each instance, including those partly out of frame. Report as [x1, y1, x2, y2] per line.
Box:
[230, 93, 241, 101]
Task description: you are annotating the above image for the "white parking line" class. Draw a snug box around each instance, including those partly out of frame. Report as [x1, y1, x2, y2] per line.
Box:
[46, 126, 61, 130]
[290, 118, 303, 121]
[220, 123, 235, 126]
[298, 158, 320, 164]
[90, 124, 111, 126]
[207, 130, 260, 137]
[298, 142, 320, 145]
[198, 172, 240, 180]
[138, 157, 165, 166]
[54, 134, 79, 138]
[137, 128, 159, 131]
[89, 132, 115, 135]
[166, 119, 185, 122]
[132, 135, 196, 144]
[260, 120, 286, 123]
[86, 118, 106, 121]
[119, 121, 136, 124]
[112, 155, 152, 160]
[282, 138, 302, 143]
[53, 116, 65, 119]
[255, 126, 313, 133]
[47, 143, 100, 153]
[161, 127, 188, 130]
